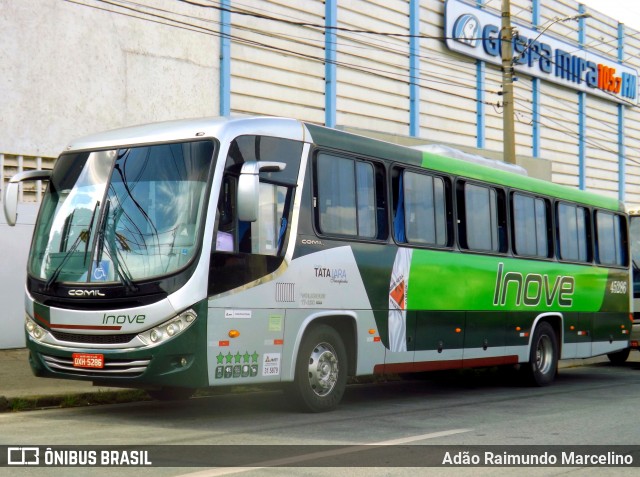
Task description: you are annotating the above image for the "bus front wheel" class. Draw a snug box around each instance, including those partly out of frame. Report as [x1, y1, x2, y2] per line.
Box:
[524, 322, 558, 386]
[289, 325, 347, 412]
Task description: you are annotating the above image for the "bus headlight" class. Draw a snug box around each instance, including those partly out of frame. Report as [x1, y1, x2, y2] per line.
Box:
[25, 315, 46, 342]
[138, 309, 197, 346]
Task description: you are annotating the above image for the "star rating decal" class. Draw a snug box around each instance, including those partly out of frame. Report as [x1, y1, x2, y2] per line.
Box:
[213, 348, 266, 379]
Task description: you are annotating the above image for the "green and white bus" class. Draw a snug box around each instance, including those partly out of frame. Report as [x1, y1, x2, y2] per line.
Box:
[3, 116, 632, 412]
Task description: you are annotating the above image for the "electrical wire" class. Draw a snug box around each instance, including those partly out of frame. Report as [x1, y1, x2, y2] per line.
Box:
[512, 90, 640, 171]
[177, 0, 483, 40]
[63, 0, 640, 165]
[65, 0, 499, 104]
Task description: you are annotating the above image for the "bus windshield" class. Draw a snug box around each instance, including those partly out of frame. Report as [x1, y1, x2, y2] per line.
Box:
[28, 140, 215, 285]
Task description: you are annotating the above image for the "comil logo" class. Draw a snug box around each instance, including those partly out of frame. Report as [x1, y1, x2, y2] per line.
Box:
[8, 447, 39, 465]
[68, 289, 106, 297]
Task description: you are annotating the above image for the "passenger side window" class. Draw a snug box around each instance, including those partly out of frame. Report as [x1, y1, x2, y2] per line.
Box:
[458, 182, 507, 253]
[393, 169, 448, 246]
[595, 211, 627, 266]
[557, 202, 591, 262]
[512, 192, 550, 258]
[315, 153, 386, 240]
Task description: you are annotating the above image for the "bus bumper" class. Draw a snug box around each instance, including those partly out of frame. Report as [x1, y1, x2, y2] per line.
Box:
[25, 311, 209, 390]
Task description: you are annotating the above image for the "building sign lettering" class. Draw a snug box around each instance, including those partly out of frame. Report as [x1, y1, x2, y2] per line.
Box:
[445, 0, 638, 104]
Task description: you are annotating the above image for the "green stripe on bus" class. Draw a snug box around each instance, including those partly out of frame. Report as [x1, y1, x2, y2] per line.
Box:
[407, 250, 613, 313]
[421, 152, 622, 210]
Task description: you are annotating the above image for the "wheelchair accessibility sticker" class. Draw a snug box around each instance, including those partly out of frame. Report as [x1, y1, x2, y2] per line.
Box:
[91, 261, 110, 281]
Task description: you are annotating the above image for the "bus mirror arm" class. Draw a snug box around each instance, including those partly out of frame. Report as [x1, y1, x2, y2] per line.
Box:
[3, 170, 51, 226]
[237, 161, 286, 222]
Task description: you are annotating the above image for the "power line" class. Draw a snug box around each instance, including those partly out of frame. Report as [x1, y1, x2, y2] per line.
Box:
[76, 0, 626, 109]
[177, 0, 477, 40]
[66, 0, 500, 104]
[512, 91, 640, 169]
[63, 0, 640, 166]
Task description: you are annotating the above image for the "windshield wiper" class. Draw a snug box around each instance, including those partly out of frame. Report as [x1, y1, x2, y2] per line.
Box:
[43, 232, 89, 291]
[43, 202, 100, 291]
[94, 199, 137, 292]
[99, 232, 138, 293]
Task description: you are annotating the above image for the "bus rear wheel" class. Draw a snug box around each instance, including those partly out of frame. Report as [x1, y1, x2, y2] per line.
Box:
[289, 325, 347, 413]
[607, 347, 630, 365]
[524, 322, 558, 386]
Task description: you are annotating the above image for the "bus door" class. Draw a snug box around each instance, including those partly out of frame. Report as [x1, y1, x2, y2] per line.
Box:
[207, 135, 304, 384]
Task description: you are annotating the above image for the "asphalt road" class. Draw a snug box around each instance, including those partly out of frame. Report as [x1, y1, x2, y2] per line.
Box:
[1, 359, 640, 477]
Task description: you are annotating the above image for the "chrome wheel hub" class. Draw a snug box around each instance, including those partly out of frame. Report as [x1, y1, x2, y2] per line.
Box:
[307, 342, 339, 397]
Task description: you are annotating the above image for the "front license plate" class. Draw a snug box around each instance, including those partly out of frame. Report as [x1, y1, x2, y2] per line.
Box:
[72, 353, 104, 369]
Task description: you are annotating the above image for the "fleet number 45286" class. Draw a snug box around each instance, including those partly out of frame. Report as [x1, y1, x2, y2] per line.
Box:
[610, 281, 627, 294]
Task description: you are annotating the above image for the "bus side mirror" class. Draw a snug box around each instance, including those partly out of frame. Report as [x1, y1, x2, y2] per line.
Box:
[3, 170, 51, 226]
[237, 161, 286, 222]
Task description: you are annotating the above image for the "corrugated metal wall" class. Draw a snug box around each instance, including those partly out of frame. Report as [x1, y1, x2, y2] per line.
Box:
[225, 0, 640, 206]
[620, 18, 640, 207]
[230, 0, 325, 123]
[419, 0, 479, 146]
[335, 0, 410, 134]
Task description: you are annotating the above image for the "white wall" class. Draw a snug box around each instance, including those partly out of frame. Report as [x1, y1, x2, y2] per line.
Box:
[0, 0, 219, 158]
[0, 204, 38, 349]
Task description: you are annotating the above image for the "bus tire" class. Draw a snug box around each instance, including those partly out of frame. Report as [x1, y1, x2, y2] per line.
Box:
[524, 322, 558, 387]
[607, 347, 630, 365]
[147, 387, 195, 401]
[289, 324, 347, 413]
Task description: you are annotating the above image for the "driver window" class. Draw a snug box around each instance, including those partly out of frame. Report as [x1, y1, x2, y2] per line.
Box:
[216, 176, 236, 252]
[253, 182, 289, 255]
[214, 135, 300, 257]
[209, 135, 302, 296]
[216, 176, 291, 256]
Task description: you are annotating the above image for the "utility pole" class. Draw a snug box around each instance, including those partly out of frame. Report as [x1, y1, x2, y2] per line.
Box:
[501, 0, 516, 164]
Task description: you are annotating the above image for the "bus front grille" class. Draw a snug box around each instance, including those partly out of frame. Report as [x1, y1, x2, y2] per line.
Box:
[49, 330, 137, 345]
[41, 354, 151, 377]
